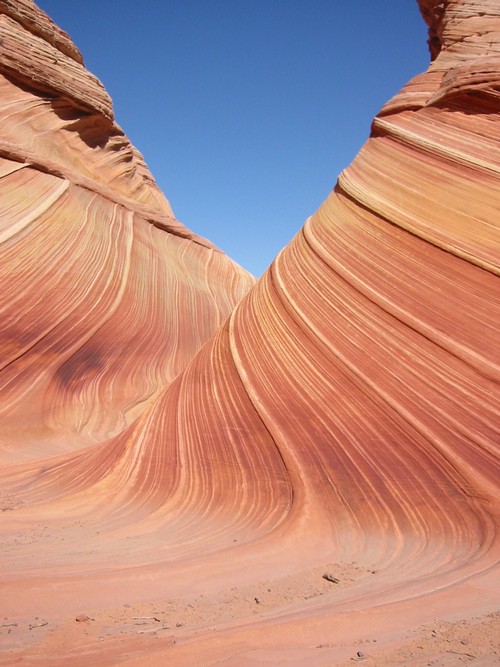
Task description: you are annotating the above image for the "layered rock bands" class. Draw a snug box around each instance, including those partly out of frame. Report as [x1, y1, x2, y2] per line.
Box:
[0, 1, 498, 665]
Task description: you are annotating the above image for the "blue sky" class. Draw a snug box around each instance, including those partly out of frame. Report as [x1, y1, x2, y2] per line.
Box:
[37, 1, 429, 277]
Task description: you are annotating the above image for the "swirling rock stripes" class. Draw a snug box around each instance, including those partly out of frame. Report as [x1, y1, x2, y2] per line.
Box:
[0, 176, 253, 459]
[230, 246, 496, 566]
[0, 75, 172, 223]
[0, 164, 68, 243]
[0, 318, 293, 570]
[338, 135, 499, 272]
[0, 0, 254, 464]
[0, 1, 498, 664]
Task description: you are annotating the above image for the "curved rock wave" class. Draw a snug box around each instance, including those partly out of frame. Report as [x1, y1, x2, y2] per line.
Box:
[0, 1, 498, 665]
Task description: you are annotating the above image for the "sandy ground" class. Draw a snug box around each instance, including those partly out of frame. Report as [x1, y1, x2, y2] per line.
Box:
[336, 613, 500, 666]
[0, 558, 498, 666]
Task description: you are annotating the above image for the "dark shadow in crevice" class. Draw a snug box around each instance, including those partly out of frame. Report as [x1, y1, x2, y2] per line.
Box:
[0, 67, 117, 149]
[50, 97, 117, 149]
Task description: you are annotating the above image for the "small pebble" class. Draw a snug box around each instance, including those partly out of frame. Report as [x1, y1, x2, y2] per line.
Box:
[355, 651, 366, 660]
[75, 614, 93, 623]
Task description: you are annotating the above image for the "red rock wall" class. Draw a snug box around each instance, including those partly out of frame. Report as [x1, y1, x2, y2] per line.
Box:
[0, 1, 498, 664]
[0, 0, 255, 462]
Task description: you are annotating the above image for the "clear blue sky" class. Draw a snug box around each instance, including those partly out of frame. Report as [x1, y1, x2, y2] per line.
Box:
[37, 1, 429, 277]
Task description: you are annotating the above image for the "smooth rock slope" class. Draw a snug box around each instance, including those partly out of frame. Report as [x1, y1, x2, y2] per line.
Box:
[0, 1, 499, 665]
[0, 0, 254, 462]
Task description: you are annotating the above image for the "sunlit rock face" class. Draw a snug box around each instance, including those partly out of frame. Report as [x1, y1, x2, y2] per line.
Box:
[0, 1, 498, 665]
[0, 0, 254, 461]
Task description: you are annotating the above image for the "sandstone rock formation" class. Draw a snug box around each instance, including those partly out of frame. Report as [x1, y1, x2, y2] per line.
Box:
[0, 0, 254, 463]
[0, 1, 498, 665]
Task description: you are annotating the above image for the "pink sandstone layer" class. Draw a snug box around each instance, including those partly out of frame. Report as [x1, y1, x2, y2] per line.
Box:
[0, 1, 498, 665]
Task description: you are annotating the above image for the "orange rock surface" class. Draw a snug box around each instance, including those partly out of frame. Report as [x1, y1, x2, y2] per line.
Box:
[0, 1, 498, 665]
